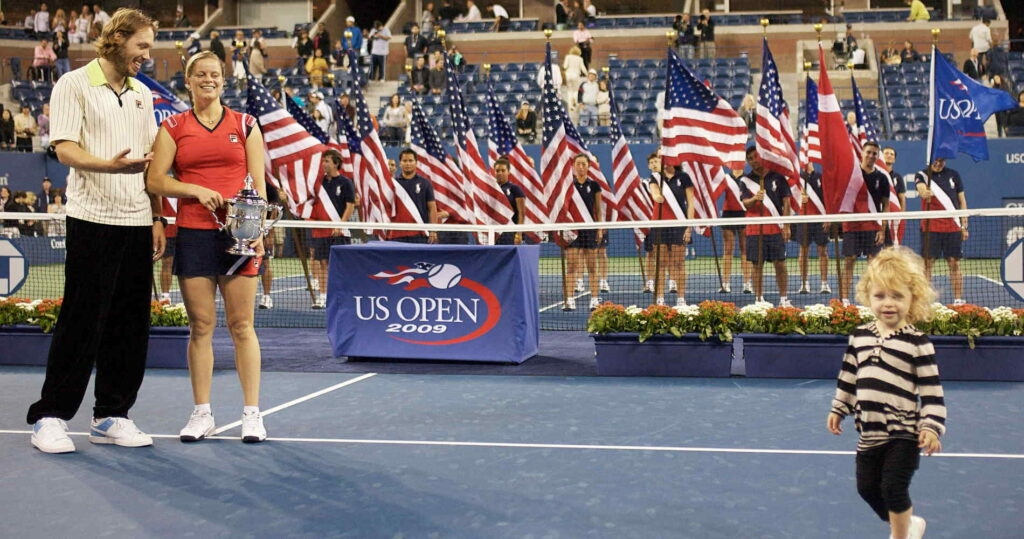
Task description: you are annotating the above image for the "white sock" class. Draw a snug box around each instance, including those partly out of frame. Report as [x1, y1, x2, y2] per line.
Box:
[194, 403, 211, 414]
[780, 296, 788, 303]
[243, 406, 260, 416]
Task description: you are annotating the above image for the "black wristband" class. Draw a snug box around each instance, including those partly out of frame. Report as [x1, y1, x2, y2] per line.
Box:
[153, 216, 168, 226]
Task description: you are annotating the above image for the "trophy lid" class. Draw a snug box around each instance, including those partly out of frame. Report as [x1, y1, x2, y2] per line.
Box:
[238, 174, 260, 200]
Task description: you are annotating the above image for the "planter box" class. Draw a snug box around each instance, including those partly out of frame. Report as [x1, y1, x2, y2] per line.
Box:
[741, 333, 847, 379]
[0, 326, 190, 369]
[931, 336, 1024, 382]
[592, 333, 734, 377]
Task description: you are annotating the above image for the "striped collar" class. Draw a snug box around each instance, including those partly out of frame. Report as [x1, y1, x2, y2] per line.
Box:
[85, 59, 140, 92]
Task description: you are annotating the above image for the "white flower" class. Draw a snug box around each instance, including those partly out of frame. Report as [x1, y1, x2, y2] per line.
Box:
[800, 303, 833, 320]
[673, 304, 700, 317]
[930, 302, 955, 321]
[625, 306, 643, 316]
[988, 306, 1016, 323]
[857, 305, 876, 320]
[740, 302, 772, 316]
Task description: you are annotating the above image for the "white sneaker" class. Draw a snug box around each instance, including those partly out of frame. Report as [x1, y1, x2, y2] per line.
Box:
[675, 297, 687, 308]
[908, 515, 927, 539]
[643, 279, 654, 293]
[179, 410, 216, 442]
[575, 278, 585, 292]
[798, 282, 810, 294]
[655, 296, 665, 306]
[668, 279, 678, 293]
[841, 298, 851, 307]
[312, 294, 327, 309]
[241, 410, 267, 443]
[779, 297, 792, 308]
[953, 298, 966, 306]
[311, 278, 320, 292]
[820, 282, 832, 294]
[756, 296, 769, 305]
[159, 292, 171, 303]
[599, 279, 610, 292]
[31, 418, 75, 454]
[259, 294, 274, 310]
[719, 283, 731, 293]
[89, 417, 153, 447]
[589, 297, 600, 311]
[742, 281, 753, 294]
[563, 297, 576, 311]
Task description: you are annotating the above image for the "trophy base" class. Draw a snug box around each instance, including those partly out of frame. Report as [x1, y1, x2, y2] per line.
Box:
[227, 245, 259, 257]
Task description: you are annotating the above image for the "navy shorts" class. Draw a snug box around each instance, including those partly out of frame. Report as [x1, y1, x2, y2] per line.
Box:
[794, 222, 829, 247]
[568, 229, 599, 249]
[173, 228, 263, 277]
[311, 236, 351, 260]
[921, 230, 962, 259]
[746, 233, 786, 263]
[650, 226, 687, 246]
[721, 210, 746, 232]
[843, 230, 882, 258]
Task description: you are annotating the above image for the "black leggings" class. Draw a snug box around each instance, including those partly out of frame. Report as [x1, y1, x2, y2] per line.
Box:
[855, 439, 921, 521]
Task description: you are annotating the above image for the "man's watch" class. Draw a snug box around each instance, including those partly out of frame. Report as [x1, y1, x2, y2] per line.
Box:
[153, 216, 168, 226]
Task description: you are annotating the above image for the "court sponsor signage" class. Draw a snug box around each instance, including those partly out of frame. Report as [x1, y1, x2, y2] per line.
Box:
[0, 239, 28, 296]
[327, 243, 539, 363]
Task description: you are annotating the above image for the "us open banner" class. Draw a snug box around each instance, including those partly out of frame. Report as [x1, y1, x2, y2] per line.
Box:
[326, 242, 540, 363]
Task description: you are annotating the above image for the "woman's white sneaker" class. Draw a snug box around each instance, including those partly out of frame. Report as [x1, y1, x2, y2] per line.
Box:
[241, 411, 267, 443]
[89, 417, 153, 447]
[179, 410, 216, 442]
[31, 418, 76, 454]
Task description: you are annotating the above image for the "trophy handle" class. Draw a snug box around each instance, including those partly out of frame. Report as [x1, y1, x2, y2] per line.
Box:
[210, 200, 232, 230]
[262, 203, 283, 236]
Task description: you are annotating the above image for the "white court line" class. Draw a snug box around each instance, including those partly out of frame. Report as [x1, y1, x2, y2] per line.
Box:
[975, 274, 1002, 286]
[539, 292, 590, 313]
[3, 429, 1021, 459]
[212, 372, 377, 435]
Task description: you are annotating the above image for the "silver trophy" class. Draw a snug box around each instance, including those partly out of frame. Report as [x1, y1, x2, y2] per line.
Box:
[212, 174, 282, 256]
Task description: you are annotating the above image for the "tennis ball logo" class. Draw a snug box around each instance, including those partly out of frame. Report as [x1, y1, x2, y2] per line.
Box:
[427, 263, 462, 289]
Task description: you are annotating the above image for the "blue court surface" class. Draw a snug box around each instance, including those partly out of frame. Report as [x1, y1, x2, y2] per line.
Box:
[1, 361, 1022, 538]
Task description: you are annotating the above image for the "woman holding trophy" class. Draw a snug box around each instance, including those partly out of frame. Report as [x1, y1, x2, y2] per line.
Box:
[146, 51, 269, 443]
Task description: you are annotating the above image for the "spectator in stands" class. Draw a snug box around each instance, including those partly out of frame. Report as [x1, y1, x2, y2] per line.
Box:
[451, 44, 466, 70]
[989, 74, 1013, 137]
[573, 20, 594, 68]
[596, 78, 610, 126]
[737, 94, 756, 132]
[249, 34, 267, 76]
[341, 16, 363, 61]
[488, 4, 510, 32]
[457, 1, 483, 22]
[306, 48, 329, 88]
[577, 69, 599, 126]
[35, 3, 50, 37]
[850, 45, 867, 69]
[840, 141, 890, 304]
[308, 91, 332, 130]
[740, 146, 791, 306]
[92, 4, 111, 30]
[1005, 91, 1024, 135]
[37, 103, 50, 150]
[51, 8, 66, 35]
[565, 1, 582, 28]
[71, 6, 91, 44]
[438, 1, 460, 27]
[309, 149, 356, 309]
[405, 23, 428, 61]
[0, 186, 11, 209]
[515, 100, 537, 144]
[14, 105, 36, 152]
[313, 22, 331, 57]
[0, 109, 15, 150]
[46, 188, 66, 236]
[562, 45, 587, 104]
[583, 0, 597, 23]
[963, 48, 984, 81]
[32, 37, 57, 81]
[25, 9, 37, 39]
[295, 28, 314, 67]
[970, 18, 993, 64]
[208, 29, 226, 62]
[36, 177, 54, 212]
[380, 94, 409, 146]
[915, 158, 968, 305]
[905, 0, 930, 22]
[984, 31, 1008, 79]
[231, 30, 248, 89]
[880, 41, 901, 65]
[900, 40, 921, 63]
[428, 53, 446, 94]
[10, 191, 42, 236]
[173, 6, 190, 28]
[696, 9, 715, 59]
[368, 20, 391, 81]
[674, 13, 696, 60]
[53, 30, 70, 79]
[554, 1, 568, 31]
[795, 163, 831, 294]
[421, 2, 435, 35]
[392, 148, 439, 244]
[410, 55, 429, 94]
[337, 93, 356, 122]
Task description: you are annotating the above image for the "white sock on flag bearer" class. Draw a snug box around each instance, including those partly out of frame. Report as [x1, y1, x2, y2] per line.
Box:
[443, 52, 513, 232]
[816, 46, 866, 215]
[660, 47, 747, 170]
[409, 101, 474, 230]
[245, 72, 326, 219]
[484, 83, 546, 242]
[755, 38, 801, 212]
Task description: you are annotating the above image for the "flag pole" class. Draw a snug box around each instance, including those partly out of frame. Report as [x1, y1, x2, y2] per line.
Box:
[652, 32, 676, 304]
[923, 30, 940, 264]
[756, 19, 769, 300]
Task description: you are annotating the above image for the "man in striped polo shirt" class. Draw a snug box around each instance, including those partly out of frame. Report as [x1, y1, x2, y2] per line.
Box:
[27, 8, 162, 454]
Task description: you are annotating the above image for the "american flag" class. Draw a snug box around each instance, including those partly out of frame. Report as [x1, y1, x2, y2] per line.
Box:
[246, 73, 326, 219]
[334, 100, 384, 226]
[539, 41, 596, 225]
[851, 74, 903, 241]
[755, 38, 801, 209]
[850, 75, 879, 146]
[679, 162, 728, 237]
[798, 75, 821, 169]
[444, 54, 513, 226]
[286, 93, 330, 144]
[484, 83, 547, 232]
[661, 48, 747, 170]
[817, 47, 866, 215]
[606, 79, 652, 228]
[409, 100, 475, 226]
